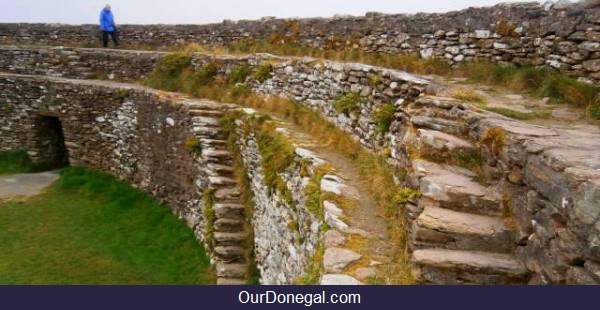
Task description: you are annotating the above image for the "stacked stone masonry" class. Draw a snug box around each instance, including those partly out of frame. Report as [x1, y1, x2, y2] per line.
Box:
[1, 44, 600, 284]
[6, 2, 600, 82]
[0, 73, 251, 284]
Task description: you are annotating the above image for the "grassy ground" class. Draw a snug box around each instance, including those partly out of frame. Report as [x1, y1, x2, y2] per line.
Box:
[0, 167, 215, 285]
[0, 150, 51, 176]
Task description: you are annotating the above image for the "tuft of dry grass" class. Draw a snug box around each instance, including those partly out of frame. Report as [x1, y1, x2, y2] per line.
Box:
[451, 89, 487, 105]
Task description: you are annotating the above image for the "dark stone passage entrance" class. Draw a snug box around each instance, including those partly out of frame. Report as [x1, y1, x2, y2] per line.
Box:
[30, 114, 70, 168]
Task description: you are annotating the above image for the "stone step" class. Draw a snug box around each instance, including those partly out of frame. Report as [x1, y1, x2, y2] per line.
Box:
[214, 245, 246, 260]
[202, 149, 233, 160]
[192, 116, 221, 127]
[214, 218, 245, 233]
[206, 163, 235, 176]
[412, 206, 514, 253]
[413, 160, 503, 216]
[416, 129, 475, 153]
[216, 263, 247, 279]
[201, 139, 228, 148]
[193, 126, 225, 139]
[410, 115, 463, 136]
[209, 176, 237, 186]
[186, 101, 222, 110]
[202, 149, 233, 165]
[412, 249, 529, 285]
[414, 96, 463, 110]
[214, 186, 242, 202]
[214, 232, 247, 246]
[189, 109, 223, 117]
[214, 203, 245, 219]
[217, 278, 247, 285]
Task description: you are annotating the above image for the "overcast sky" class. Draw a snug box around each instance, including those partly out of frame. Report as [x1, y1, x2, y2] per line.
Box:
[1, 0, 551, 25]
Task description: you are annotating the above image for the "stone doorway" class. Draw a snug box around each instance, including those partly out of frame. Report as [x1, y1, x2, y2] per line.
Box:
[30, 114, 70, 168]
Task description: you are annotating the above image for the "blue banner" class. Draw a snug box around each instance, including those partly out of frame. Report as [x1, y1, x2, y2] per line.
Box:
[0, 286, 596, 310]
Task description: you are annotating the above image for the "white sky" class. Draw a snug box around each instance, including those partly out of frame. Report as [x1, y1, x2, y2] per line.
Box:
[1, 0, 552, 25]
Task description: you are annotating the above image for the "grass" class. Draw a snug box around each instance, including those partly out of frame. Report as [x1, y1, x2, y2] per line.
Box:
[334, 92, 365, 115]
[0, 150, 53, 176]
[0, 167, 215, 284]
[451, 89, 486, 105]
[372, 103, 397, 133]
[223, 40, 600, 120]
[303, 165, 334, 220]
[254, 121, 297, 206]
[484, 107, 550, 121]
[480, 127, 506, 158]
[202, 187, 216, 251]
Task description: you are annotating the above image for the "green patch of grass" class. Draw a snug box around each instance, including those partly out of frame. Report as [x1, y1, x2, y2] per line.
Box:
[451, 89, 486, 105]
[254, 63, 273, 82]
[184, 137, 202, 154]
[0, 150, 52, 176]
[255, 122, 296, 206]
[372, 103, 396, 133]
[591, 103, 600, 120]
[193, 62, 220, 85]
[334, 92, 365, 115]
[145, 52, 191, 91]
[229, 64, 253, 84]
[392, 188, 422, 205]
[0, 167, 215, 284]
[484, 107, 549, 120]
[202, 187, 216, 251]
[296, 241, 325, 285]
[303, 165, 333, 220]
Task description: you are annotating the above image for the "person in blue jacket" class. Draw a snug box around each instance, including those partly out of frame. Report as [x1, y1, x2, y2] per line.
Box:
[99, 4, 119, 48]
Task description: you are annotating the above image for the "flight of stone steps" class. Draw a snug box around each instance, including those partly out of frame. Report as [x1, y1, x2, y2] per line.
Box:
[187, 100, 249, 285]
[406, 96, 529, 284]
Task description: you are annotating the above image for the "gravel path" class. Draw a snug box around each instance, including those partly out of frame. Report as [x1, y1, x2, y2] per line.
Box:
[0, 171, 60, 201]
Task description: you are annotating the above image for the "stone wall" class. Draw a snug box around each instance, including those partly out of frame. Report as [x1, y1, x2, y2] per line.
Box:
[2, 45, 600, 284]
[0, 46, 162, 82]
[5, 2, 600, 82]
[233, 114, 322, 284]
[0, 72, 213, 273]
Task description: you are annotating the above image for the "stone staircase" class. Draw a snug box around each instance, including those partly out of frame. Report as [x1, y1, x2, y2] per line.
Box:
[187, 100, 249, 285]
[406, 97, 529, 284]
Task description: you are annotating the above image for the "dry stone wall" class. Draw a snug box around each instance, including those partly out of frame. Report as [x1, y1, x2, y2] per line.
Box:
[2, 45, 600, 284]
[0, 73, 244, 282]
[5, 2, 600, 82]
[233, 114, 322, 284]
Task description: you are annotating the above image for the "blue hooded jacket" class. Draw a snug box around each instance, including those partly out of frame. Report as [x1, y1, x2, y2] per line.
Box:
[99, 8, 116, 32]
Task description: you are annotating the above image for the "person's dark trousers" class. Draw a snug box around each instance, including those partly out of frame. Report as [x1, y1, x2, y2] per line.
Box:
[102, 31, 119, 48]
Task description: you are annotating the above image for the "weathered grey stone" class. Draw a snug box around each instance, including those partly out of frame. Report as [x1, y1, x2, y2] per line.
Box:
[324, 230, 346, 248]
[324, 248, 362, 273]
[320, 274, 362, 285]
[354, 267, 378, 281]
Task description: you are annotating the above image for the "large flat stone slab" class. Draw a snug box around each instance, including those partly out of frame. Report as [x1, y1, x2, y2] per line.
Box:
[413, 248, 528, 284]
[412, 206, 513, 252]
